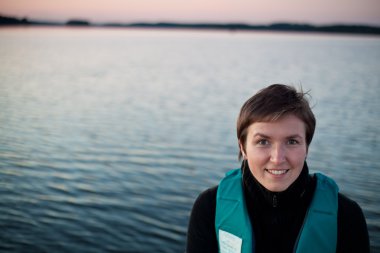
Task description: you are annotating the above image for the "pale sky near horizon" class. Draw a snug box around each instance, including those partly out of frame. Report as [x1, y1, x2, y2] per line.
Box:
[1, 0, 380, 26]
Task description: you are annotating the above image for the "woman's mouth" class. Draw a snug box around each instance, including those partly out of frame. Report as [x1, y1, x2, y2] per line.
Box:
[266, 169, 289, 175]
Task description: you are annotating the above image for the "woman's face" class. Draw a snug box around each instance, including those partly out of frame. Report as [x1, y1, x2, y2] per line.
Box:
[240, 114, 307, 192]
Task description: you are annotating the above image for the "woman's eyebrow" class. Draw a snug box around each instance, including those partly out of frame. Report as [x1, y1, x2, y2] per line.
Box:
[287, 134, 303, 139]
[253, 133, 303, 139]
[253, 133, 270, 138]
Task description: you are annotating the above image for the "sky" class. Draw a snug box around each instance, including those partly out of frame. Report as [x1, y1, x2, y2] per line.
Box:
[1, 0, 380, 26]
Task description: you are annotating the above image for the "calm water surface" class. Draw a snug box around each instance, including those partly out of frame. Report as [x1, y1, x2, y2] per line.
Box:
[0, 27, 379, 252]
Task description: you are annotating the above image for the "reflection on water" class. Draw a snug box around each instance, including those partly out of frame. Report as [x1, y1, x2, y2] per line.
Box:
[0, 27, 379, 252]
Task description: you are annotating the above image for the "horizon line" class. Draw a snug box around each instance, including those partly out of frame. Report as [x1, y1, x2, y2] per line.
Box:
[1, 14, 380, 36]
[1, 13, 380, 28]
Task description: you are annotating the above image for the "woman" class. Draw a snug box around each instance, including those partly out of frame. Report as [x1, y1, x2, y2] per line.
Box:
[186, 84, 369, 253]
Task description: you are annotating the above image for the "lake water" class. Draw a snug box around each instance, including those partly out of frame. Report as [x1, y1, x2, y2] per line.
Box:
[0, 27, 379, 252]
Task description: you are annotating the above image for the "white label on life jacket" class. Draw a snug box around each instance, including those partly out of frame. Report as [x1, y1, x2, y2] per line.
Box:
[219, 229, 242, 253]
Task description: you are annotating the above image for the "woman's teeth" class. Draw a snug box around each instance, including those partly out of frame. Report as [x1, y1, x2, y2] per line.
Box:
[267, 169, 288, 175]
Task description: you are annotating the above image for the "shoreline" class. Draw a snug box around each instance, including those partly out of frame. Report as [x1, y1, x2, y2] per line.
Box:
[1, 15, 380, 36]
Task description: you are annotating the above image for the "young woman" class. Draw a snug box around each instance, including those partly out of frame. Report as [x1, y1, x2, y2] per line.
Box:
[186, 84, 369, 253]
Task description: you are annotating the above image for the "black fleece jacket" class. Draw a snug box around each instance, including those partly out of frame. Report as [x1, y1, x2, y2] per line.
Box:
[186, 162, 369, 253]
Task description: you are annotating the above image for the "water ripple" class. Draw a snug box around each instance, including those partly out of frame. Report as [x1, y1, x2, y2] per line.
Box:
[1, 28, 379, 252]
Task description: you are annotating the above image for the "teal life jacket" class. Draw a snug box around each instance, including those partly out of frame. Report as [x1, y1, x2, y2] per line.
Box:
[215, 168, 339, 253]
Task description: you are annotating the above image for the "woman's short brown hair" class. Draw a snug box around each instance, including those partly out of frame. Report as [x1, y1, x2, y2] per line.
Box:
[237, 84, 316, 160]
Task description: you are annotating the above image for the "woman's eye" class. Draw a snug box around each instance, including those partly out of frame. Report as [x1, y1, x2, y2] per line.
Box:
[257, 139, 269, 145]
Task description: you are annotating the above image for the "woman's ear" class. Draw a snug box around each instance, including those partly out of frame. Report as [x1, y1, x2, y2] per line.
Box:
[239, 140, 246, 160]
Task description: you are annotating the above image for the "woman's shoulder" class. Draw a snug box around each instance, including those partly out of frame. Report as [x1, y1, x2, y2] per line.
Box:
[337, 192, 368, 230]
[192, 185, 218, 215]
[337, 192, 368, 234]
[186, 186, 219, 253]
[337, 193, 370, 252]
[338, 192, 366, 219]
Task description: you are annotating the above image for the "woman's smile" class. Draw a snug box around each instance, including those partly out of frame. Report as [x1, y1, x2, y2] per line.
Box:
[265, 169, 289, 176]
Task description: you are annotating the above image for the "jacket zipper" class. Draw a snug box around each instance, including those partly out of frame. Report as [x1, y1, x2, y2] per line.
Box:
[273, 195, 278, 207]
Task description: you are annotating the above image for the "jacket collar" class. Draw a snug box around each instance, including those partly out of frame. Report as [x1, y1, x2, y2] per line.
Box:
[242, 160, 310, 208]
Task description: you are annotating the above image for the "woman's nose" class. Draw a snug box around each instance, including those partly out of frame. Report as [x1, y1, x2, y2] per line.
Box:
[270, 144, 286, 164]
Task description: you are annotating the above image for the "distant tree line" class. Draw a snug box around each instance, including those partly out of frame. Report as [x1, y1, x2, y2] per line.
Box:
[0, 15, 30, 25]
[1, 15, 380, 35]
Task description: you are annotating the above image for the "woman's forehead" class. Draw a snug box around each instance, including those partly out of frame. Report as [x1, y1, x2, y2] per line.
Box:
[248, 115, 306, 137]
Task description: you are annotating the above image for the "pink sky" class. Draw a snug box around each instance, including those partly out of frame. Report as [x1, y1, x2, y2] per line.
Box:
[1, 0, 380, 26]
